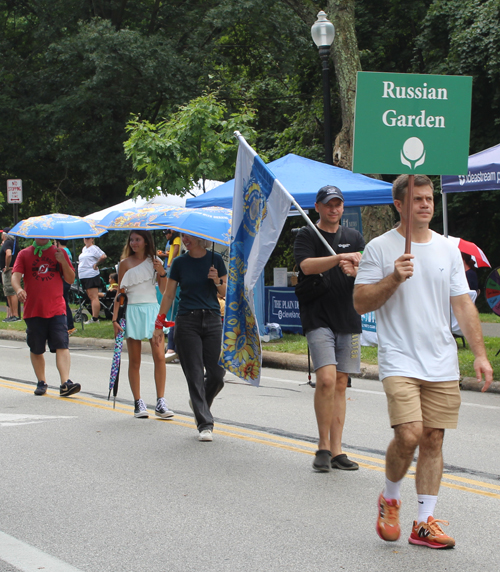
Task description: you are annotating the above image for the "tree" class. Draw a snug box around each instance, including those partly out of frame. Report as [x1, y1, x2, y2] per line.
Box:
[0, 10, 196, 217]
[327, 0, 395, 239]
[124, 93, 257, 198]
[0, 0, 313, 221]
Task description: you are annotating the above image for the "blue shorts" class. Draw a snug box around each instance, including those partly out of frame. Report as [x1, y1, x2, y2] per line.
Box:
[125, 302, 159, 341]
[306, 328, 361, 374]
[25, 315, 69, 355]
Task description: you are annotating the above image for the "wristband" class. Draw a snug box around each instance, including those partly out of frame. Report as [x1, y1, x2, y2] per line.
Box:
[158, 273, 167, 278]
[154, 314, 175, 329]
[155, 314, 167, 330]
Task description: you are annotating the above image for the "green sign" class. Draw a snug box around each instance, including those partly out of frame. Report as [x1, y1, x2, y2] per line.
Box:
[352, 72, 472, 175]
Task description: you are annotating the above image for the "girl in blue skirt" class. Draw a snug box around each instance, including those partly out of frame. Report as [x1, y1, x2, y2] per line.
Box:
[112, 230, 173, 419]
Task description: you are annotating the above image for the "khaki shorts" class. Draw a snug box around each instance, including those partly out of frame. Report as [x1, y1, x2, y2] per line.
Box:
[382, 376, 461, 429]
[2, 268, 15, 297]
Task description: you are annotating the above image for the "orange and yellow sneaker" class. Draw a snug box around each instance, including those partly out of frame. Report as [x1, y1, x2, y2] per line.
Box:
[376, 493, 401, 541]
[408, 516, 455, 549]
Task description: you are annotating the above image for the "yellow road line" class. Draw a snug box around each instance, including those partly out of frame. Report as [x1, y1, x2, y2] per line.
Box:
[2, 378, 499, 498]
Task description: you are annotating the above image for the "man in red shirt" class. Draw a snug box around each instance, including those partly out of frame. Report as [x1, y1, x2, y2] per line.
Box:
[12, 238, 81, 397]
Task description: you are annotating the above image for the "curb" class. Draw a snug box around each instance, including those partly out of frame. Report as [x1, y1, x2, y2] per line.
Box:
[262, 350, 500, 394]
[2, 330, 498, 394]
[0, 329, 142, 353]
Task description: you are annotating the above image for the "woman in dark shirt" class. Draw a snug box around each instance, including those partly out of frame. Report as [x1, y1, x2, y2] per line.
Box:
[153, 233, 227, 442]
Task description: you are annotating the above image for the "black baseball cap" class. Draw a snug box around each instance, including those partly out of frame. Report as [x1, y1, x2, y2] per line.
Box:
[316, 186, 344, 204]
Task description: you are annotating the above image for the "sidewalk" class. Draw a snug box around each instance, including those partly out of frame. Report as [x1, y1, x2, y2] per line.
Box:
[1, 328, 498, 394]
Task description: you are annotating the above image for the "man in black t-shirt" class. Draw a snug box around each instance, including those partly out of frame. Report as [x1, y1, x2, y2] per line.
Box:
[294, 186, 365, 473]
[0, 230, 20, 322]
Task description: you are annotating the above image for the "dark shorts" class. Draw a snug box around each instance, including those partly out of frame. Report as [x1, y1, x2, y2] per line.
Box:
[80, 276, 101, 290]
[25, 315, 69, 355]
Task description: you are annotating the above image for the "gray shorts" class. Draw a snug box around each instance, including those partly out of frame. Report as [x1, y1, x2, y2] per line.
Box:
[306, 328, 361, 374]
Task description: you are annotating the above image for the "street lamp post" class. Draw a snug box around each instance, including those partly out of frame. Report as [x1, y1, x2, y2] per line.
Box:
[311, 11, 335, 165]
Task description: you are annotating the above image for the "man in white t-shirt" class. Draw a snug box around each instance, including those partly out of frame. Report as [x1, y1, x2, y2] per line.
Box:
[354, 174, 492, 550]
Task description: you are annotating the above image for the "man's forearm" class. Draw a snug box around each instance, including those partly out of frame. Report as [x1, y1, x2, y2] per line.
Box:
[300, 255, 341, 275]
[353, 274, 401, 315]
[300, 252, 360, 275]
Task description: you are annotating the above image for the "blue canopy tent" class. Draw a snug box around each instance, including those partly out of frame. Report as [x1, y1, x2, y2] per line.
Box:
[186, 153, 393, 209]
[441, 143, 500, 235]
[186, 152, 393, 336]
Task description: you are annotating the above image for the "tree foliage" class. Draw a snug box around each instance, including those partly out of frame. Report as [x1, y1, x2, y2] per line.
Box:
[0, 0, 500, 281]
[124, 93, 257, 198]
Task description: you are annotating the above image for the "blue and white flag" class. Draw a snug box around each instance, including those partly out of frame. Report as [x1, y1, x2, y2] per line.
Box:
[220, 134, 292, 386]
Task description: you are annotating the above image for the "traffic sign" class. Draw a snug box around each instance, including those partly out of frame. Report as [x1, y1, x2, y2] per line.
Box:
[352, 72, 472, 175]
[7, 179, 23, 204]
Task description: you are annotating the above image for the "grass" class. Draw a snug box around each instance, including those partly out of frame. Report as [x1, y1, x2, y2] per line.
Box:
[0, 311, 114, 339]
[2, 311, 499, 379]
[262, 332, 500, 380]
[479, 313, 500, 323]
[262, 333, 378, 364]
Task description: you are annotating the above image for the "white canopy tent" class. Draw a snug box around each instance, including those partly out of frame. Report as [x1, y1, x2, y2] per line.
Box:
[85, 180, 223, 222]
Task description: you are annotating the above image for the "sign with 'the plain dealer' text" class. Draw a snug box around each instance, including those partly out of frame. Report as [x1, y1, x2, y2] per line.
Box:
[352, 72, 472, 176]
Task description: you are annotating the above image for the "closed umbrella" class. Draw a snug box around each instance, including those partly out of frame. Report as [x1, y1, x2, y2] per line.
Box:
[109, 292, 127, 409]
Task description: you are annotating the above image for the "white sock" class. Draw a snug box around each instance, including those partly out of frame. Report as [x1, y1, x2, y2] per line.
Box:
[383, 477, 403, 501]
[417, 494, 437, 523]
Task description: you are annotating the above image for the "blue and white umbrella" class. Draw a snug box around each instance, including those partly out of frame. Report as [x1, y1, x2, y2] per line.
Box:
[99, 205, 180, 231]
[151, 206, 232, 245]
[9, 214, 107, 240]
[101, 204, 232, 245]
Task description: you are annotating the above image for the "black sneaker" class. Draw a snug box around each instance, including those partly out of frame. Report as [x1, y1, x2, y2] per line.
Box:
[60, 380, 81, 397]
[331, 453, 359, 471]
[134, 399, 149, 418]
[34, 381, 48, 396]
[312, 449, 332, 472]
[9, 316, 21, 322]
[155, 397, 174, 419]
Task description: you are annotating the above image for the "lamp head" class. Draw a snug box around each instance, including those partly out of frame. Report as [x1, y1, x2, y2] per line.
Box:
[311, 11, 335, 48]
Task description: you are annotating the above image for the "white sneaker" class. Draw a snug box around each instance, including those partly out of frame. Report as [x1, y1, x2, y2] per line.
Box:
[198, 429, 213, 442]
[165, 351, 178, 363]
